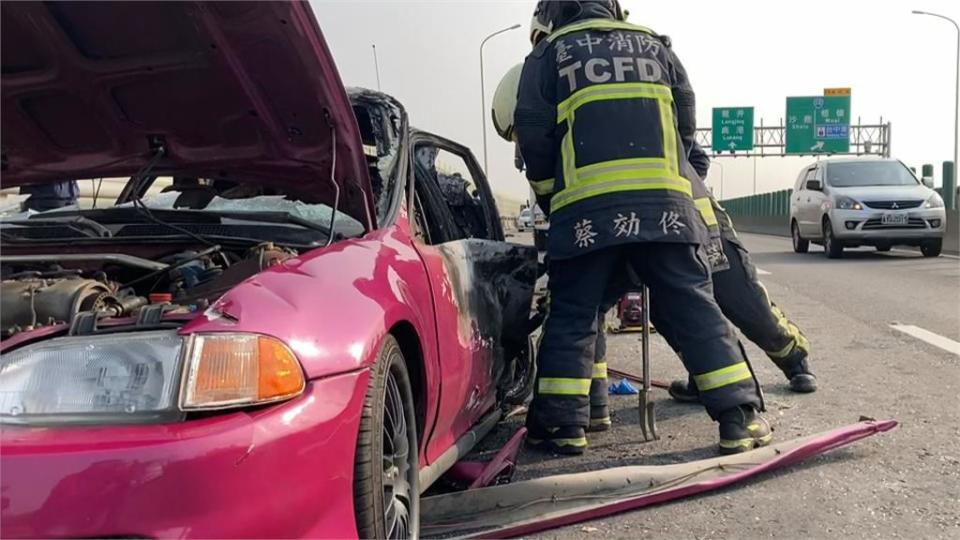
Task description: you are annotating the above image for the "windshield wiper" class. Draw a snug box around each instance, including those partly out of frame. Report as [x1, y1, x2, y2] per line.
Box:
[3, 215, 112, 239]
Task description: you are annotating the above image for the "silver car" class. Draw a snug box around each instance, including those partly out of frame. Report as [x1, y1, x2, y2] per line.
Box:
[790, 158, 946, 258]
[516, 207, 533, 231]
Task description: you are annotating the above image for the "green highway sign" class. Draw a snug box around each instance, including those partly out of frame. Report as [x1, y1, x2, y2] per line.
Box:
[785, 95, 851, 154]
[712, 107, 754, 152]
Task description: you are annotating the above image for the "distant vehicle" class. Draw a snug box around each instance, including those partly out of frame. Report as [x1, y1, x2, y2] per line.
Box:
[790, 158, 946, 258]
[517, 207, 533, 231]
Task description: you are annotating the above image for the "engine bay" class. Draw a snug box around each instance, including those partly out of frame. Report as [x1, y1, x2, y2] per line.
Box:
[1, 243, 296, 339]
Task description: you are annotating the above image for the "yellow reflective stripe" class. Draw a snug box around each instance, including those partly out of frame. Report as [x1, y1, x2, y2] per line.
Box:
[592, 361, 608, 379]
[562, 121, 577, 188]
[557, 82, 673, 121]
[768, 339, 796, 360]
[696, 197, 719, 227]
[694, 362, 753, 392]
[576, 157, 663, 175]
[528, 436, 588, 447]
[767, 304, 810, 358]
[552, 175, 693, 212]
[530, 177, 555, 196]
[658, 98, 679, 175]
[590, 416, 612, 427]
[538, 377, 591, 396]
[576, 158, 667, 181]
[546, 20, 656, 42]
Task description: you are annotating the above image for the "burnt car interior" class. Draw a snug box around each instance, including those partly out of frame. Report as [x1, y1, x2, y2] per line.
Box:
[411, 138, 501, 245]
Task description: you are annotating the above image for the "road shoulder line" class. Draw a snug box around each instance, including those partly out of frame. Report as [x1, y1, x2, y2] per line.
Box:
[890, 324, 960, 356]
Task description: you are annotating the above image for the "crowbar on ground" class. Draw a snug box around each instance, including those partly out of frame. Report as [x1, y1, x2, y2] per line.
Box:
[421, 419, 897, 538]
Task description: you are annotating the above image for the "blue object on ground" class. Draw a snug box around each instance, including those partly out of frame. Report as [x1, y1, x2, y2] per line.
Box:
[609, 378, 638, 395]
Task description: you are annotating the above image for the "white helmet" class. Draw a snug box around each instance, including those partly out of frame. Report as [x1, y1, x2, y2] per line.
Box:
[491, 63, 524, 142]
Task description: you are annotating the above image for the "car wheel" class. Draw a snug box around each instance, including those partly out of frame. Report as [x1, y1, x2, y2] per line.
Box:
[792, 221, 809, 253]
[354, 335, 419, 540]
[823, 219, 844, 259]
[875, 244, 892, 252]
[921, 239, 943, 258]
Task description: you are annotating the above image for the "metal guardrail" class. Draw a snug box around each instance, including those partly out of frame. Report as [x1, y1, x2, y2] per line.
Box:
[696, 122, 891, 159]
[720, 189, 793, 219]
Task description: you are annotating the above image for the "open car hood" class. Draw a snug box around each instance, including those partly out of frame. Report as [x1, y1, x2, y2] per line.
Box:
[1, 1, 374, 229]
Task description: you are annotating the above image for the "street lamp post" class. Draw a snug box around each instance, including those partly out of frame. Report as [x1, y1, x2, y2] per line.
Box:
[480, 24, 521, 176]
[371, 44, 382, 91]
[912, 10, 959, 186]
[712, 159, 725, 200]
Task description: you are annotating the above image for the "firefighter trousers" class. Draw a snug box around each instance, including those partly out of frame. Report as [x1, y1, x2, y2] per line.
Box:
[529, 243, 762, 429]
[650, 238, 810, 378]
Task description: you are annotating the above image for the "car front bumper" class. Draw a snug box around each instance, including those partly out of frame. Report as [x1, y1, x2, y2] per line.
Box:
[0, 369, 370, 539]
[829, 207, 946, 244]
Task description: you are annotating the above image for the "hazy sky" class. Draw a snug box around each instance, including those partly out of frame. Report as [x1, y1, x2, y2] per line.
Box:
[312, 0, 960, 203]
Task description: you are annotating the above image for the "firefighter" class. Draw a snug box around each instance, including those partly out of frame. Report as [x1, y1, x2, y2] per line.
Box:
[496, 0, 771, 455]
[20, 180, 79, 212]
[663, 141, 817, 401]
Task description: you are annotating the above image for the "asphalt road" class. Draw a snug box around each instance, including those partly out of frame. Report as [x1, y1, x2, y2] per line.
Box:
[472, 232, 960, 539]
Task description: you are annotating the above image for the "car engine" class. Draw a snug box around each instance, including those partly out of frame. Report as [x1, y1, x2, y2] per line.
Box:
[1, 243, 296, 338]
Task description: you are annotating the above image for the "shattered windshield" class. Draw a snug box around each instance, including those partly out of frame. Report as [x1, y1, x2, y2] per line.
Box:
[2, 176, 365, 238]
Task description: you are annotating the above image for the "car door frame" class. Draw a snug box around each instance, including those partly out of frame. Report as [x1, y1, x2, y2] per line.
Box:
[407, 130, 537, 466]
[796, 165, 821, 237]
[806, 165, 829, 238]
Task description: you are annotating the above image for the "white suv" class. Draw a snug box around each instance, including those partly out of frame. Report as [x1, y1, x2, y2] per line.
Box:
[790, 158, 946, 258]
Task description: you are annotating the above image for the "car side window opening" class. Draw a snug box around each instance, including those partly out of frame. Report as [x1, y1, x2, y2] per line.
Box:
[804, 168, 818, 187]
[794, 169, 808, 192]
[414, 145, 492, 241]
[411, 158, 461, 246]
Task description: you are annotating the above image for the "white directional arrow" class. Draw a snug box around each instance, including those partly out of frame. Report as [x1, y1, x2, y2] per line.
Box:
[810, 141, 825, 152]
[728, 141, 737, 150]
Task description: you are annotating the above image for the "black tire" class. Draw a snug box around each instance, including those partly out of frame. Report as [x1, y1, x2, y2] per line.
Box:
[792, 221, 809, 253]
[921, 239, 943, 258]
[354, 335, 419, 539]
[875, 244, 892, 252]
[823, 219, 844, 259]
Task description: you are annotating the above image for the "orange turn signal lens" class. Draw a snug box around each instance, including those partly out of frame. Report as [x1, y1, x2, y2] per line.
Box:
[181, 334, 305, 410]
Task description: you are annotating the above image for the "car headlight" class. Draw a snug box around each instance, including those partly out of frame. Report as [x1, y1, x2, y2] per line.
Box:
[0, 331, 184, 425]
[0, 331, 305, 425]
[835, 196, 863, 210]
[924, 194, 944, 208]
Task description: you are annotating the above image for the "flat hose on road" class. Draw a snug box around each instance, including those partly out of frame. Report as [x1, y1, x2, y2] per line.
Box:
[421, 419, 897, 539]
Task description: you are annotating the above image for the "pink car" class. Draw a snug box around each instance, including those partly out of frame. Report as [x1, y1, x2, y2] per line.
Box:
[0, 2, 537, 538]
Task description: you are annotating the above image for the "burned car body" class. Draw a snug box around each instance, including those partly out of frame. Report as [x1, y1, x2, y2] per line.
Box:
[0, 2, 535, 538]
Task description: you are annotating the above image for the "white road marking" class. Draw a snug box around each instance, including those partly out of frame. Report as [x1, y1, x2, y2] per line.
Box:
[756, 268, 772, 276]
[890, 324, 960, 356]
[891, 248, 960, 260]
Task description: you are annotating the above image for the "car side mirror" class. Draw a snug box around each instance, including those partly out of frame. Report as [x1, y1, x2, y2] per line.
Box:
[922, 176, 934, 188]
[806, 179, 823, 191]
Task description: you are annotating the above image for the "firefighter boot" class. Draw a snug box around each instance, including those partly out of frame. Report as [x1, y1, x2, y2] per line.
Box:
[668, 374, 701, 404]
[588, 404, 611, 432]
[718, 405, 773, 455]
[776, 351, 817, 393]
[525, 425, 588, 455]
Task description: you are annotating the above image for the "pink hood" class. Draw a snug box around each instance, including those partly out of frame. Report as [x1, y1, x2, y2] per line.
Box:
[0, 1, 374, 228]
